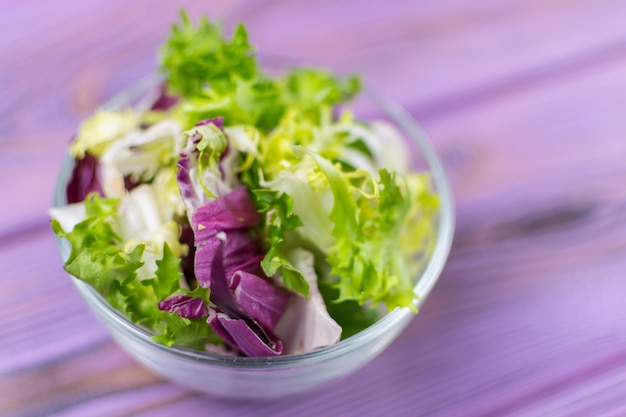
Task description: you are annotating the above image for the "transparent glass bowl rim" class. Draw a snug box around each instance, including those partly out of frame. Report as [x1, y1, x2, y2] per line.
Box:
[53, 74, 455, 370]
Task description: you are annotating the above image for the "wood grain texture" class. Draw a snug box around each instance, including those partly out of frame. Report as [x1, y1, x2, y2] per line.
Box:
[2, 0, 625, 416]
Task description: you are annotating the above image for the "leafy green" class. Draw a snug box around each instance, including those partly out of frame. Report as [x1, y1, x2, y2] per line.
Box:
[180, 77, 285, 131]
[284, 68, 360, 120]
[252, 189, 309, 296]
[296, 148, 437, 311]
[318, 281, 378, 339]
[159, 10, 257, 97]
[152, 314, 218, 349]
[70, 109, 139, 158]
[52, 193, 215, 349]
[142, 243, 182, 300]
[190, 124, 228, 199]
[52, 194, 136, 297]
[160, 11, 359, 131]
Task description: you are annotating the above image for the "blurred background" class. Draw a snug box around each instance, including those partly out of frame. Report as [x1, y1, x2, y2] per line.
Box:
[3, 1, 626, 416]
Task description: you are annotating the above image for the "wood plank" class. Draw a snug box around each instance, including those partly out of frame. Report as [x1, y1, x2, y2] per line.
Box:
[0, 0, 244, 139]
[425, 54, 626, 233]
[0, 231, 110, 376]
[235, 0, 626, 108]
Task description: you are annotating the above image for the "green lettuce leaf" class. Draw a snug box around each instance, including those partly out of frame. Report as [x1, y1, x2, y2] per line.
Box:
[160, 11, 359, 131]
[296, 147, 437, 311]
[193, 124, 228, 172]
[52, 193, 215, 349]
[69, 109, 139, 158]
[142, 242, 183, 300]
[180, 77, 285, 131]
[159, 10, 257, 97]
[284, 68, 360, 120]
[251, 189, 309, 296]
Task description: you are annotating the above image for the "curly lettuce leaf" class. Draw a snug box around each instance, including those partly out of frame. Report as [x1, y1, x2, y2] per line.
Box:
[99, 119, 185, 198]
[251, 189, 309, 296]
[255, 107, 379, 184]
[283, 68, 360, 120]
[51, 193, 216, 350]
[295, 147, 437, 311]
[70, 109, 139, 159]
[177, 120, 233, 219]
[143, 242, 183, 300]
[51, 194, 142, 299]
[159, 12, 359, 131]
[180, 77, 285, 131]
[159, 10, 257, 97]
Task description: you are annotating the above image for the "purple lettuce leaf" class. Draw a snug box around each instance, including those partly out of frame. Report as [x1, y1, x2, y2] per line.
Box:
[158, 295, 207, 319]
[191, 186, 261, 241]
[196, 239, 239, 313]
[221, 229, 265, 278]
[231, 270, 291, 330]
[187, 187, 292, 356]
[179, 224, 196, 283]
[149, 84, 179, 111]
[198, 240, 288, 356]
[208, 309, 284, 357]
[195, 118, 224, 128]
[67, 153, 103, 203]
[172, 125, 293, 357]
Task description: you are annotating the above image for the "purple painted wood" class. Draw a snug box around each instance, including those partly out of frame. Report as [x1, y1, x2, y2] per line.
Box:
[2, 0, 626, 416]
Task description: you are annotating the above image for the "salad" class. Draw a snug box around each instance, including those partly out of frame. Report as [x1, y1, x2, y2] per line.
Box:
[50, 11, 439, 357]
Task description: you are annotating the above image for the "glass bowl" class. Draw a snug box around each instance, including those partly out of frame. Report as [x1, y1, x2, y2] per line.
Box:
[52, 76, 455, 400]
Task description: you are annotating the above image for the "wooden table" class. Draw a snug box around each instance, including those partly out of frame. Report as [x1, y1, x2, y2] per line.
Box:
[3, 1, 626, 415]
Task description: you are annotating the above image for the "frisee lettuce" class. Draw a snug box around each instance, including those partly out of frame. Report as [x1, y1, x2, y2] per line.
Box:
[52, 193, 215, 349]
[252, 189, 309, 296]
[159, 10, 257, 97]
[295, 148, 436, 310]
[159, 11, 360, 133]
